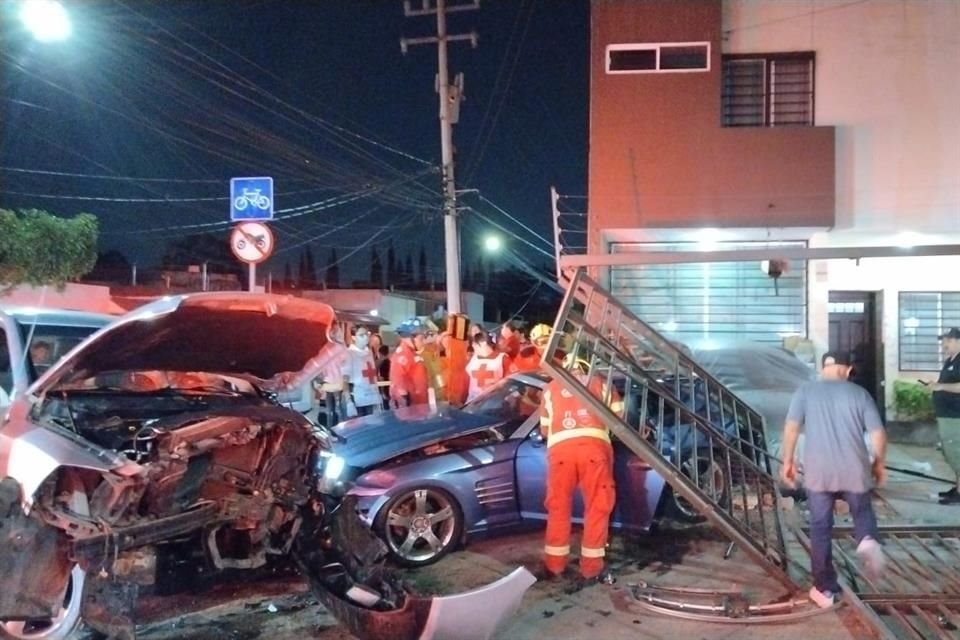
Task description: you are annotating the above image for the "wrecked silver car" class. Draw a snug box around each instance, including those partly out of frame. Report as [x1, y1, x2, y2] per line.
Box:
[0, 293, 534, 640]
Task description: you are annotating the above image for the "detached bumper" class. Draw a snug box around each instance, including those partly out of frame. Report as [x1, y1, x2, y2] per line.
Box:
[302, 564, 536, 640]
[298, 495, 536, 640]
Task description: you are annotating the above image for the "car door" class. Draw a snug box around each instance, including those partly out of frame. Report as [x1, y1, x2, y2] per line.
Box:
[515, 423, 665, 531]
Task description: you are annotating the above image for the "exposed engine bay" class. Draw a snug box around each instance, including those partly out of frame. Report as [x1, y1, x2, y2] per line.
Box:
[1, 389, 438, 639]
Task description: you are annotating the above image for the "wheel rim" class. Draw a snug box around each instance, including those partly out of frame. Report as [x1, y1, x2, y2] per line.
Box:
[384, 489, 457, 563]
[0, 565, 85, 640]
[675, 459, 725, 519]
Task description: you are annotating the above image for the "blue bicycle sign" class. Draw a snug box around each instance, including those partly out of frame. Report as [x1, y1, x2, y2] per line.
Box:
[230, 177, 274, 221]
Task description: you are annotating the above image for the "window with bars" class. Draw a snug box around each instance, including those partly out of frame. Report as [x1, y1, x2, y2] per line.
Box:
[899, 292, 960, 371]
[722, 52, 815, 127]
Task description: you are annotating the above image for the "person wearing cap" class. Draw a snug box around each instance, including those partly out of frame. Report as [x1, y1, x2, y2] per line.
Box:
[389, 319, 429, 408]
[932, 328, 960, 504]
[781, 352, 888, 609]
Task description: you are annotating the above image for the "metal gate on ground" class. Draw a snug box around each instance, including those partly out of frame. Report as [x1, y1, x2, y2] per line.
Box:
[799, 525, 960, 640]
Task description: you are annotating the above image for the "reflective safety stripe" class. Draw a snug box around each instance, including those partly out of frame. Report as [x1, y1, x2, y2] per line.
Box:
[540, 415, 551, 427]
[544, 544, 570, 556]
[609, 400, 624, 414]
[547, 427, 610, 448]
[581, 546, 606, 559]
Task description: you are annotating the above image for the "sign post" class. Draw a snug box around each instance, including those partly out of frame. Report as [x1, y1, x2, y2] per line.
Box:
[230, 222, 275, 292]
[229, 177, 275, 292]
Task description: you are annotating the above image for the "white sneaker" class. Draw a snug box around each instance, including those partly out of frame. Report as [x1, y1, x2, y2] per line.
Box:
[857, 537, 886, 582]
[808, 586, 837, 609]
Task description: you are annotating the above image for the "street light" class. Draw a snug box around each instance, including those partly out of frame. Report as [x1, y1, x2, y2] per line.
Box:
[483, 234, 503, 253]
[19, 0, 71, 43]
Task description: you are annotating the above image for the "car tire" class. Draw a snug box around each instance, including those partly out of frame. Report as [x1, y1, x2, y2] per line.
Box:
[664, 456, 729, 524]
[0, 565, 85, 640]
[375, 487, 464, 568]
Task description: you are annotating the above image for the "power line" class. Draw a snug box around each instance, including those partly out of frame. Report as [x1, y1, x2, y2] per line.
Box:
[475, 193, 554, 249]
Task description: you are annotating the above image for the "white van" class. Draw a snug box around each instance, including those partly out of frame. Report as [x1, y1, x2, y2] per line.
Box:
[0, 307, 113, 407]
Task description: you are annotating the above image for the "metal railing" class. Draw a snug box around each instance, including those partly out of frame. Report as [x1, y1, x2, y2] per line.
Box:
[542, 268, 794, 590]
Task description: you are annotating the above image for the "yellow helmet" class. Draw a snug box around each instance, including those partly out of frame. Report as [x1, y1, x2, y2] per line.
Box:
[562, 352, 591, 373]
[530, 323, 552, 346]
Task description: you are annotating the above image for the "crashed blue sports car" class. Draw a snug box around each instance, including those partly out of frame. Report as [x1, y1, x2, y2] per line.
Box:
[321, 372, 732, 567]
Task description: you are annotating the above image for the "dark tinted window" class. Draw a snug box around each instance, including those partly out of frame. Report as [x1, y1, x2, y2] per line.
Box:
[609, 49, 656, 72]
[659, 45, 708, 70]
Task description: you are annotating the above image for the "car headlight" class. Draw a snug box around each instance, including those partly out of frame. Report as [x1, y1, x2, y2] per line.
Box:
[323, 454, 346, 481]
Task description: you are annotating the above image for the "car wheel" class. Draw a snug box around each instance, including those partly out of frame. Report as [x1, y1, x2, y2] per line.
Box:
[666, 456, 729, 524]
[376, 487, 464, 567]
[0, 565, 85, 640]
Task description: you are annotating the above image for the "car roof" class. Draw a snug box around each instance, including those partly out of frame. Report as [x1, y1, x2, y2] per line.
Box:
[0, 306, 114, 328]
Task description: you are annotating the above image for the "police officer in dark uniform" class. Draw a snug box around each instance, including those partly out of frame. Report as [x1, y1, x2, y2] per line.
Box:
[932, 328, 960, 505]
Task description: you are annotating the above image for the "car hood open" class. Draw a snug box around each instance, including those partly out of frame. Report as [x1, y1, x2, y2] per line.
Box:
[32, 293, 337, 394]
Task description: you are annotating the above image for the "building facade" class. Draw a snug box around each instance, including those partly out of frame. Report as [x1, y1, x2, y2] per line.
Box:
[587, 0, 960, 414]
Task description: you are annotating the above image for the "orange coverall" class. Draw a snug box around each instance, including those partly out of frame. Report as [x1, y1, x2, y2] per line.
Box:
[389, 342, 429, 407]
[509, 344, 542, 374]
[540, 377, 618, 579]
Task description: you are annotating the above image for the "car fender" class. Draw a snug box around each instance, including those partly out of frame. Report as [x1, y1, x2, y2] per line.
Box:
[0, 411, 132, 508]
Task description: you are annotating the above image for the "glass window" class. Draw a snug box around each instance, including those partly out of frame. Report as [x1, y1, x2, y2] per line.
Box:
[0, 328, 11, 403]
[608, 48, 656, 72]
[461, 378, 543, 436]
[722, 52, 815, 127]
[18, 323, 101, 379]
[899, 292, 960, 371]
[606, 43, 709, 74]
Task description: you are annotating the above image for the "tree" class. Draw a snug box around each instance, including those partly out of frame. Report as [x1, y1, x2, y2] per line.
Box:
[86, 249, 131, 283]
[326, 248, 340, 288]
[0, 209, 98, 288]
[417, 245, 428, 289]
[283, 262, 295, 289]
[386, 240, 397, 286]
[402, 254, 415, 289]
[304, 246, 318, 289]
[161, 231, 245, 285]
[298, 251, 309, 288]
[370, 246, 383, 288]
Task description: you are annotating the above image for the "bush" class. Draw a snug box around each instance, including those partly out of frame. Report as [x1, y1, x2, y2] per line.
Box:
[893, 380, 936, 422]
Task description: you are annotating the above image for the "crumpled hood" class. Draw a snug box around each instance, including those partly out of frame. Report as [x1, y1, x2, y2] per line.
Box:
[33, 293, 336, 393]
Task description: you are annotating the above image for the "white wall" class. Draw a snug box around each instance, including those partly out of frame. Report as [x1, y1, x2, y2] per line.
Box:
[724, 0, 960, 233]
[806, 250, 959, 413]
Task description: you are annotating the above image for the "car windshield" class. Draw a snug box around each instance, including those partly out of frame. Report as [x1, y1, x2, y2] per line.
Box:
[461, 377, 542, 434]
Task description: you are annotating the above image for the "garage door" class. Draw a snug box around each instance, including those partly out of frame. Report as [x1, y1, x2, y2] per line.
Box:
[609, 242, 807, 347]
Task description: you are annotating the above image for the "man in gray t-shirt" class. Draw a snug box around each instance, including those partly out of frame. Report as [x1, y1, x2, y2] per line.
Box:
[782, 352, 888, 609]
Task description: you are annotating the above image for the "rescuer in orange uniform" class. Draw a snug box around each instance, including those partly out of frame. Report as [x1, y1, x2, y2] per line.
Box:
[539, 365, 621, 581]
[389, 319, 430, 408]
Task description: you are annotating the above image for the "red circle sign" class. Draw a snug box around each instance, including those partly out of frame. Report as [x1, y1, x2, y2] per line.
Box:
[230, 222, 275, 264]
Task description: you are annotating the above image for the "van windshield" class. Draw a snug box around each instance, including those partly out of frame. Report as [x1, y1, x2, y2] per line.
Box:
[17, 323, 102, 380]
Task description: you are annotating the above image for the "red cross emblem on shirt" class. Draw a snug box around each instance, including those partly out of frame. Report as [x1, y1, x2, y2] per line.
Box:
[472, 364, 496, 388]
[362, 362, 378, 384]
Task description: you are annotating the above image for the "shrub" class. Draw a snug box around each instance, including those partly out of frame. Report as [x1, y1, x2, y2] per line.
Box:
[893, 380, 936, 422]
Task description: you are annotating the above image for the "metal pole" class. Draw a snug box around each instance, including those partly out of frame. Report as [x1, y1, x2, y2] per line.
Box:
[550, 186, 562, 282]
[437, 0, 462, 314]
[248, 262, 256, 292]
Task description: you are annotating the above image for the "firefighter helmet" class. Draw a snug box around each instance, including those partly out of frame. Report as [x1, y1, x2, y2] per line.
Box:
[396, 318, 427, 338]
[530, 323, 552, 347]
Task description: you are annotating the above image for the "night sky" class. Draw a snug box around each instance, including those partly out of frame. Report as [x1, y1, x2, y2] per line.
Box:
[0, 0, 589, 284]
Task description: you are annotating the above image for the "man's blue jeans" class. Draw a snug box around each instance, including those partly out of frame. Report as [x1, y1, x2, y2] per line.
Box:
[808, 491, 879, 593]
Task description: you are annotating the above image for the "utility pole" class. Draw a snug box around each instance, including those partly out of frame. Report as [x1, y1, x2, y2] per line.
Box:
[401, 0, 478, 315]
